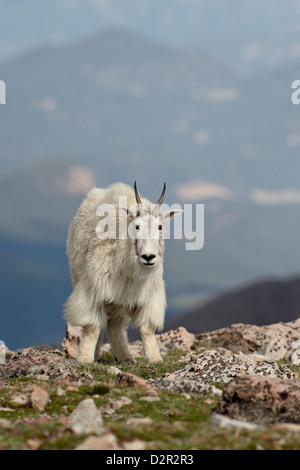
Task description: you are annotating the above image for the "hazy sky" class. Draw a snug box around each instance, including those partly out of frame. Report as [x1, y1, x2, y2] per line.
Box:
[1, 0, 300, 72]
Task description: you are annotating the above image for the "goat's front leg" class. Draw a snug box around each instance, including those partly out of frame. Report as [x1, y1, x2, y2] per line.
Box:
[140, 324, 163, 363]
[77, 325, 100, 363]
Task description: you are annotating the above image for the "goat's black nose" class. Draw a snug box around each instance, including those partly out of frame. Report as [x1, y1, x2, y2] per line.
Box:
[141, 254, 156, 262]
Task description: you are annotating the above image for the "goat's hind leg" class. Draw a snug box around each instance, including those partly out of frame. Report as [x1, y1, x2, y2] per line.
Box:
[107, 312, 135, 363]
[94, 330, 103, 362]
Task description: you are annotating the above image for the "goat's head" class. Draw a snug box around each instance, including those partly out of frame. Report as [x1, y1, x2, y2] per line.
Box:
[126, 182, 183, 269]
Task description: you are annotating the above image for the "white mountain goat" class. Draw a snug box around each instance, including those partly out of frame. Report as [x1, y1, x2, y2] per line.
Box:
[64, 181, 182, 364]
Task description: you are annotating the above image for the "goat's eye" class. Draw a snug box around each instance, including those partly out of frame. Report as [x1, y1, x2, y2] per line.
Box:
[158, 225, 162, 230]
[135, 225, 140, 230]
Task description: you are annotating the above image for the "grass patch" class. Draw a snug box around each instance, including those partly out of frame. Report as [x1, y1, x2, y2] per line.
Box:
[116, 351, 186, 380]
[38, 432, 86, 450]
[79, 383, 110, 396]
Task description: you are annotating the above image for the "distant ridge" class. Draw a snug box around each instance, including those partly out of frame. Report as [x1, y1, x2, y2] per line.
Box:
[164, 276, 300, 334]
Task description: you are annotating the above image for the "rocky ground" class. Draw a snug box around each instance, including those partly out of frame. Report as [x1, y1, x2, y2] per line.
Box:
[1, 320, 300, 450]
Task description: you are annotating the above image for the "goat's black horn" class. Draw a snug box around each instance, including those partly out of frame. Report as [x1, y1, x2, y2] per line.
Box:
[134, 181, 142, 205]
[157, 182, 166, 206]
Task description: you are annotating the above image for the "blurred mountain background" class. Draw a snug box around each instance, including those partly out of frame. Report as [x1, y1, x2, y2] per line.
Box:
[1, 0, 300, 349]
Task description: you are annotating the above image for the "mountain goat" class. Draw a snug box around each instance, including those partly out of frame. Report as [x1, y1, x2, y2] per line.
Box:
[64, 181, 182, 364]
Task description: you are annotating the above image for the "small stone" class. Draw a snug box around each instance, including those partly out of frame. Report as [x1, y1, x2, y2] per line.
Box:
[30, 387, 49, 411]
[101, 396, 132, 416]
[75, 433, 121, 450]
[0, 418, 11, 428]
[139, 396, 161, 402]
[27, 439, 41, 450]
[66, 385, 79, 392]
[107, 366, 122, 376]
[35, 374, 50, 381]
[181, 393, 191, 400]
[9, 393, 30, 408]
[204, 398, 214, 405]
[123, 439, 147, 450]
[69, 398, 104, 435]
[126, 417, 153, 427]
[117, 372, 157, 396]
[56, 387, 66, 396]
[209, 413, 263, 431]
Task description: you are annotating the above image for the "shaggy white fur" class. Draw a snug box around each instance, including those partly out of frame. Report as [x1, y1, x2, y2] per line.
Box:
[64, 182, 175, 364]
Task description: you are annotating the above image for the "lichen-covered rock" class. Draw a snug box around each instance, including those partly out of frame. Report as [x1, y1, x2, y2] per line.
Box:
[149, 376, 222, 396]
[149, 347, 295, 396]
[217, 375, 300, 425]
[0, 345, 76, 380]
[170, 348, 293, 382]
[197, 320, 300, 360]
[53, 371, 92, 387]
[156, 327, 196, 352]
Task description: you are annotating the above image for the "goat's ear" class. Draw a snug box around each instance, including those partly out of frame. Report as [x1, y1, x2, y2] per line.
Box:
[119, 204, 147, 219]
[161, 209, 184, 222]
[119, 206, 136, 219]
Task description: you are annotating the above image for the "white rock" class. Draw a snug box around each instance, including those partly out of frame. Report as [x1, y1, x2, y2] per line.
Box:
[107, 366, 122, 376]
[209, 413, 263, 431]
[69, 398, 104, 435]
[139, 396, 161, 402]
[291, 349, 300, 365]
